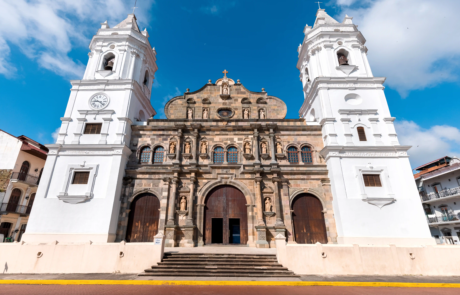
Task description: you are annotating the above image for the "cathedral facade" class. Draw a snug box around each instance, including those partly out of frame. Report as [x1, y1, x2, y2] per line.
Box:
[115, 72, 337, 247]
[24, 10, 434, 247]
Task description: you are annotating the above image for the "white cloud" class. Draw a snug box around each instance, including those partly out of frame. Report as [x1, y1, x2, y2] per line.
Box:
[51, 127, 60, 143]
[0, 0, 154, 79]
[334, 0, 460, 96]
[154, 87, 182, 119]
[395, 120, 460, 168]
[200, 1, 236, 15]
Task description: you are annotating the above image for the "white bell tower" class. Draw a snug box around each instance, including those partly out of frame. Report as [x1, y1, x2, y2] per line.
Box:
[24, 14, 157, 243]
[298, 9, 434, 245]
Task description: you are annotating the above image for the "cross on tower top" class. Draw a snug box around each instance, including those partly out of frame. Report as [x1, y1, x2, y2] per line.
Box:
[222, 69, 228, 77]
[315, 1, 322, 9]
[132, 0, 138, 14]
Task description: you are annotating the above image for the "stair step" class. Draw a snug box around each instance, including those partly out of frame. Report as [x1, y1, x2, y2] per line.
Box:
[151, 265, 288, 270]
[163, 259, 278, 263]
[139, 272, 299, 277]
[158, 262, 283, 266]
[145, 268, 293, 274]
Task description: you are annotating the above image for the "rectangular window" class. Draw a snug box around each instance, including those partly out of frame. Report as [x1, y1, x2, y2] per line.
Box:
[363, 174, 382, 187]
[84, 123, 102, 134]
[72, 172, 90, 184]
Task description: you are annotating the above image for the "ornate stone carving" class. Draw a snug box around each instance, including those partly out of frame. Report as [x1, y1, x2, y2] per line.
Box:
[276, 142, 283, 154]
[202, 108, 209, 119]
[180, 196, 187, 211]
[261, 142, 268, 154]
[259, 109, 266, 119]
[200, 141, 207, 154]
[169, 142, 176, 154]
[184, 142, 191, 154]
[243, 108, 250, 119]
[187, 108, 193, 119]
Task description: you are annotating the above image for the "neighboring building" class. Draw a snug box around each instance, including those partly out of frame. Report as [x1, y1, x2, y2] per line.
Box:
[24, 10, 433, 246]
[0, 130, 48, 242]
[415, 157, 460, 245]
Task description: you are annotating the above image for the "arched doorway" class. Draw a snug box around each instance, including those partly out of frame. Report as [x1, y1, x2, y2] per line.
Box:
[292, 194, 327, 244]
[204, 185, 248, 245]
[18, 161, 30, 181]
[7, 189, 21, 212]
[126, 193, 160, 242]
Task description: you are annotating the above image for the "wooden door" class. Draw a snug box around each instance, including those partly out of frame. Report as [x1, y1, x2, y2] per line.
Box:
[292, 194, 327, 244]
[126, 193, 160, 242]
[0, 223, 12, 239]
[26, 193, 35, 214]
[204, 186, 247, 245]
[7, 189, 21, 212]
[18, 161, 30, 181]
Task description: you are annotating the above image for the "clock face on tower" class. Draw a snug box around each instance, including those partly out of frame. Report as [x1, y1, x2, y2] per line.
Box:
[89, 94, 110, 110]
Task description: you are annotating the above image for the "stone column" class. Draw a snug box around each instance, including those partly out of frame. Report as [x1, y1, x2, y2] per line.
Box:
[281, 180, 294, 242]
[190, 127, 199, 164]
[254, 177, 264, 225]
[165, 175, 178, 247]
[269, 128, 277, 164]
[272, 177, 284, 227]
[159, 177, 170, 234]
[196, 204, 205, 246]
[175, 128, 183, 163]
[186, 174, 195, 225]
[246, 204, 256, 247]
[253, 128, 260, 163]
[223, 149, 228, 164]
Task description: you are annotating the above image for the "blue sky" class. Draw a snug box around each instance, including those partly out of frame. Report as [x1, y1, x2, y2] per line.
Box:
[0, 0, 459, 168]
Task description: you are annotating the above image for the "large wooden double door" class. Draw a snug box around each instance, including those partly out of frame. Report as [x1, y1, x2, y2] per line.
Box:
[126, 193, 160, 242]
[204, 186, 248, 245]
[292, 194, 328, 244]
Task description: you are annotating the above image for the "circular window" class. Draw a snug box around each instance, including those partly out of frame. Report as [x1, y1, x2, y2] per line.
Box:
[217, 109, 233, 118]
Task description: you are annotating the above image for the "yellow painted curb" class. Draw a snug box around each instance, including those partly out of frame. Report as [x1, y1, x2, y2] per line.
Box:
[0, 280, 459, 288]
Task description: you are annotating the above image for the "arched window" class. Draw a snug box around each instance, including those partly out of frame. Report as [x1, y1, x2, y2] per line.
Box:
[357, 127, 367, 141]
[337, 49, 349, 66]
[143, 70, 149, 86]
[227, 147, 238, 163]
[18, 161, 30, 181]
[153, 146, 164, 164]
[301, 146, 313, 164]
[103, 53, 115, 71]
[213, 147, 224, 164]
[138, 110, 145, 121]
[287, 147, 299, 164]
[139, 147, 151, 163]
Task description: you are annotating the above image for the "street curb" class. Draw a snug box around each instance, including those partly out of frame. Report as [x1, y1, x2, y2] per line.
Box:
[0, 280, 460, 288]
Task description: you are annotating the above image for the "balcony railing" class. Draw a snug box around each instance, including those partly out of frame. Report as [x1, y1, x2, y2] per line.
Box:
[427, 214, 460, 224]
[10, 172, 39, 186]
[420, 186, 460, 202]
[0, 203, 32, 215]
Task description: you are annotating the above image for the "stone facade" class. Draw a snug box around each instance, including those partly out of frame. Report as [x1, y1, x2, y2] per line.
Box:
[115, 74, 338, 247]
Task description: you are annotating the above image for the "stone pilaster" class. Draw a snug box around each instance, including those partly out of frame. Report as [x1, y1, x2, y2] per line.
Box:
[165, 175, 178, 247]
[196, 204, 205, 246]
[268, 126, 277, 164]
[254, 177, 265, 226]
[281, 180, 294, 242]
[272, 177, 285, 228]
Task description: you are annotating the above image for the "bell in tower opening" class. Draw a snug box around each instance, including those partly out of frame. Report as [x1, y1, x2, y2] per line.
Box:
[104, 54, 115, 71]
[337, 52, 349, 66]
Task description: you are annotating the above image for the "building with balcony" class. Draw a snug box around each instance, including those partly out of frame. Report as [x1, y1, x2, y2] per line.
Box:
[0, 130, 48, 242]
[415, 156, 460, 245]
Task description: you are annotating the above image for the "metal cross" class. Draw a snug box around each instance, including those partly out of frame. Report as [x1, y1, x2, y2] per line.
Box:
[132, 0, 138, 14]
[223, 69, 228, 77]
[316, 1, 322, 9]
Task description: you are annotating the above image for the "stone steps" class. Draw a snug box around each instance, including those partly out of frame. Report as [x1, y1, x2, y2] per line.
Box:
[140, 252, 299, 278]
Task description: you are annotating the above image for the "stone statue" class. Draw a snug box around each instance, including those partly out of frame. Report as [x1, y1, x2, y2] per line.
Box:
[244, 142, 251, 154]
[184, 142, 191, 154]
[200, 142, 207, 154]
[259, 109, 266, 119]
[276, 142, 283, 154]
[261, 142, 268, 154]
[187, 108, 193, 119]
[223, 84, 229, 95]
[243, 108, 249, 119]
[265, 197, 272, 212]
[180, 196, 187, 211]
[169, 142, 176, 154]
[203, 108, 208, 119]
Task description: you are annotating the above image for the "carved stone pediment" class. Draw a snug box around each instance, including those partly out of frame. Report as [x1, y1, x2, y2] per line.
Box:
[275, 153, 286, 159]
[260, 153, 270, 160]
[176, 210, 188, 216]
[263, 211, 276, 217]
[243, 153, 253, 160]
[182, 153, 193, 160]
[363, 197, 395, 209]
[336, 65, 358, 76]
[199, 153, 209, 159]
[167, 153, 176, 160]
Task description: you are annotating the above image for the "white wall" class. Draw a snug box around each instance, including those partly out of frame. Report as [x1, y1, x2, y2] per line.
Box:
[0, 131, 22, 170]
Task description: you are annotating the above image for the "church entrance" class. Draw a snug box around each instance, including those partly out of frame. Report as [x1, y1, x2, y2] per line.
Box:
[126, 193, 160, 242]
[204, 185, 248, 245]
[292, 194, 328, 244]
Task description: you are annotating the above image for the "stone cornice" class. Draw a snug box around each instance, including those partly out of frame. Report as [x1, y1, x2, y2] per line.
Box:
[320, 145, 411, 161]
[46, 144, 131, 157]
[299, 77, 386, 116]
